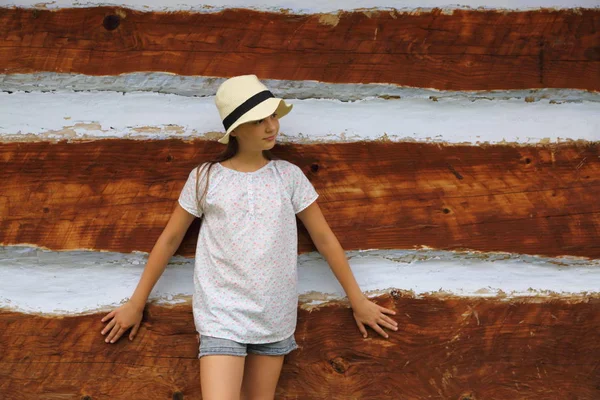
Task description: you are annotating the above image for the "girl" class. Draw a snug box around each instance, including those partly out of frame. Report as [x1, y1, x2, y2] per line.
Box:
[100, 75, 398, 400]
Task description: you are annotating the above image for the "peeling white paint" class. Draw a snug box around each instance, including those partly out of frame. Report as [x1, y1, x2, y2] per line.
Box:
[0, 246, 598, 315]
[1, 91, 598, 144]
[2, 73, 599, 103]
[3, 0, 597, 12]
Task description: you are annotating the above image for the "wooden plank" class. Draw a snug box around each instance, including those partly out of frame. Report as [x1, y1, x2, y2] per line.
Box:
[1, 295, 599, 399]
[1, 140, 599, 258]
[0, 7, 599, 91]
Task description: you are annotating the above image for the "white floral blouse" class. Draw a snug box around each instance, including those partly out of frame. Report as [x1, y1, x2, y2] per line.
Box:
[178, 159, 319, 343]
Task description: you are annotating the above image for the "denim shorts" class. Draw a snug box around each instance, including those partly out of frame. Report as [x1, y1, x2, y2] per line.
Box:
[198, 333, 298, 358]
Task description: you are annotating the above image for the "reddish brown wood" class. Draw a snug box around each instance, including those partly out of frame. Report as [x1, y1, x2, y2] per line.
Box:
[1, 295, 599, 399]
[1, 140, 599, 258]
[0, 7, 598, 90]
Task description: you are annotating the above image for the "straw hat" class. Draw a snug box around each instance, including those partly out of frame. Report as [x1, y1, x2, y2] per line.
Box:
[215, 75, 293, 144]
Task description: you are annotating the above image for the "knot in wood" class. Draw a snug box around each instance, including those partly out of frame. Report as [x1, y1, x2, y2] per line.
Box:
[329, 356, 349, 374]
[103, 15, 120, 31]
[173, 391, 184, 400]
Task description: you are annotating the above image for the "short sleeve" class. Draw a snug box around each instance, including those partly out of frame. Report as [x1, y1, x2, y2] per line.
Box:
[178, 165, 207, 218]
[290, 165, 319, 214]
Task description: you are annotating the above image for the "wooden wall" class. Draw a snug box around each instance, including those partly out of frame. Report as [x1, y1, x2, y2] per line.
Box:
[1, 7, 599, 90]
[1, 2, 599, 399]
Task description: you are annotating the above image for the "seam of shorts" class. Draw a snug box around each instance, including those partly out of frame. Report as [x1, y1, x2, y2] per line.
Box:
[198, 349, 247, 358]
[248, 343, 298, 356]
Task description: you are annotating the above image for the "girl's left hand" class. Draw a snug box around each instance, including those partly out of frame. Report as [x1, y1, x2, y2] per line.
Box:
[352, 297, 398, 338]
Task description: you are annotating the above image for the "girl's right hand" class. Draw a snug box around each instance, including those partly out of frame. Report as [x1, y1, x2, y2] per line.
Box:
[100, 301, 144, 343]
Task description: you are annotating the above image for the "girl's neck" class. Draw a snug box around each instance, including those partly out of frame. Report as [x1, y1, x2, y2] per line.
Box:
[225, 152, 269, 172]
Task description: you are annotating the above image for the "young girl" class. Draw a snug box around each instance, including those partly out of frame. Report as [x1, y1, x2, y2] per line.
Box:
[100, 75, 398, 400]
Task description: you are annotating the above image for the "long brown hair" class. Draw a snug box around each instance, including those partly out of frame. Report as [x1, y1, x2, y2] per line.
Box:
[195, 136, 278, 216]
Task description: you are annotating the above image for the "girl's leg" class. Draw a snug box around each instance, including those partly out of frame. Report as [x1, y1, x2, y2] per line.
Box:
[240, 354, 285, 400]
[200, 355, 246, 400]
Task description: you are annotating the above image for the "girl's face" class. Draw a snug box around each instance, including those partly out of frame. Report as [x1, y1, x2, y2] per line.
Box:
[231, 112, 280, 152]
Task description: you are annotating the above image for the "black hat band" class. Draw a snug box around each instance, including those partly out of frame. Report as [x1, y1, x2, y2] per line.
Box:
[223, 90, 275, 131]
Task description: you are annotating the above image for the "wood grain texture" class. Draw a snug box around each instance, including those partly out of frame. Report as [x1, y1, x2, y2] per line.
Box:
[1, 294, 599, 399]
[1, 7, 599, 91]
[1, 140, 599, 258]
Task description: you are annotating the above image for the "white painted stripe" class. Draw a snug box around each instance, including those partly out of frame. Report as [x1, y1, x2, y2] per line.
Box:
[4, 0, 597, 12]
[1, 91, 598, 144]
[3, 73, 599, 103]
[0, 246, 598, 315]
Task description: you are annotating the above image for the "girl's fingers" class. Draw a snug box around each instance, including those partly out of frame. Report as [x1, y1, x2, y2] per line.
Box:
[110, 327, 126, 344]
[101, 318, 116, 335]
[355, 319, 368, 338]
[382, 314, 398, 327]
[369, 322, 389, 339]
[101, 310, 115, 323]
[105, 323, 122, 343]
[379, 306, 397, 316]
[377, 318, 398, 332]
[129, 323, 140, 340]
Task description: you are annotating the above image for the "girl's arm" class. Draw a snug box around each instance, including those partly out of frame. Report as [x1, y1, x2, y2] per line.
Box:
[101, 203, 197, 343]
[297, 201, 398, 339]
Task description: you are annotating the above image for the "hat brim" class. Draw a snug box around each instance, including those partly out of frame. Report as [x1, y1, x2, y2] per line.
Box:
[218, 98, 292, 144]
